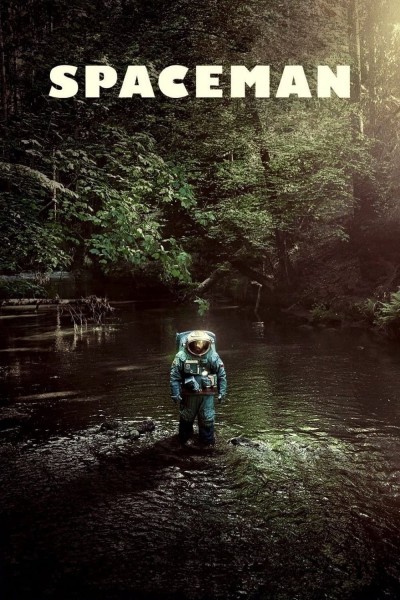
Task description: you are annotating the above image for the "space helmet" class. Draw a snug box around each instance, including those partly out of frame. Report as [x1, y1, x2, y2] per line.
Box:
[186, 330, 212, 356]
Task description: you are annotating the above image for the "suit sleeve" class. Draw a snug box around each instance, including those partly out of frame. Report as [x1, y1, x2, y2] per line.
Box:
[214, 354, 227, 397]
[170, 355, 183, 398]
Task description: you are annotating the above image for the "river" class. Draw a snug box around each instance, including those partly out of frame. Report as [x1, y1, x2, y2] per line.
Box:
[0, 305, 400, 600]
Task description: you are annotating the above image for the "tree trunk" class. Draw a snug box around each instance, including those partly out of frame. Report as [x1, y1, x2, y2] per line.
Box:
[348, 0, 363, 134]
[0, 6, 8, 125]
[52, 150, 58, 221]
[348, 0, 377, 234]
[195, 263, 230, 295]
[228, 256, 273, 290]
[364, 1, 377, 136]
[246, 99, 294, 288]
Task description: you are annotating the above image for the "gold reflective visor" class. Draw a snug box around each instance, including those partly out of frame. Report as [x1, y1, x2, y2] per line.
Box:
[187, 339, 211, 356]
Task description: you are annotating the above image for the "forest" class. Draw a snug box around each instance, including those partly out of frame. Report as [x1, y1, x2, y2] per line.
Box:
[2, 4, 400, 598]
[1, 0, 400, 330]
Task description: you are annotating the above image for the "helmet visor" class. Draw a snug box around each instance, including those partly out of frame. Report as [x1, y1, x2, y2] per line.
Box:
[187, 339, 211, 356]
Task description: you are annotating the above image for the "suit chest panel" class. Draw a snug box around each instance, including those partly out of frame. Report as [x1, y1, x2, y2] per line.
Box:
[183, 358, 210, 375]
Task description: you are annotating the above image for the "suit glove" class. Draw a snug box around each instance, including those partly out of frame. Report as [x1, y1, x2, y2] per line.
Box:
[218, 394, 225, 404]
[171, 395, 182, 404]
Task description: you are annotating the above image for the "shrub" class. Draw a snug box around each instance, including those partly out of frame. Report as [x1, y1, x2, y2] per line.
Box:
[355, 298, 378, 324]
[0, 278, 47, 300]
[194, 296, 210, 316]
[375, 291, 400, 335]
[310, 303, 341, 324]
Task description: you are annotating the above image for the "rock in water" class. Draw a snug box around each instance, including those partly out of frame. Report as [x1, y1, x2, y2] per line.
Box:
[99, 420, 119, 432]
[123, 428, 140, 440]
[136, 420, 156, 434]
[228, 435, 265, 449]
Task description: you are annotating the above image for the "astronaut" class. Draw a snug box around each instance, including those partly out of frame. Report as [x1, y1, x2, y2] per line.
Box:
[170, 330, 227, 446]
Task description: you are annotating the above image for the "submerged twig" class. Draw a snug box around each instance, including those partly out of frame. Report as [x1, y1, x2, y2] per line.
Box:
[60, 296, 115, 326]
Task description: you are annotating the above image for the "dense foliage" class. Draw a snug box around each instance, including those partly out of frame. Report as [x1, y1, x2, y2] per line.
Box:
[1, 0, 400, 307]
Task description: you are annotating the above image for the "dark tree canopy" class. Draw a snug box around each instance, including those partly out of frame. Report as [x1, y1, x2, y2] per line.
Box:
[1, 0, 400, 307]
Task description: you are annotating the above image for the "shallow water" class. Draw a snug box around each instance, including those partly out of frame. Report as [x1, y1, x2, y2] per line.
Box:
[1, 306, 400, 599]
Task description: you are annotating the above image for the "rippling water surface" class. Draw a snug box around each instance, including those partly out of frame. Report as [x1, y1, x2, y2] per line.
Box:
[1, 305, 400, 600]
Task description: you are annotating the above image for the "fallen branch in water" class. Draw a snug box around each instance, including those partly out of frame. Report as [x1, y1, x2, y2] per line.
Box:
[61, 296, 115, 326]
[1, 298, 78, 306]
[1, 296, 115, 325]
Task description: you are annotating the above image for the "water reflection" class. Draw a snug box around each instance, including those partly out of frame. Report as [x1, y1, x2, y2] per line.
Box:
[250, 320, 264, 338]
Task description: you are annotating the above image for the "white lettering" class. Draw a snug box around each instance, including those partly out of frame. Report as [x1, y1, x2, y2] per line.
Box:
[158, 65, 188, 98]
[196, 65, 223, 98]
[47, 64, 352, 100]
[118, 66, 155, 98]
[49, 65, 78, 98]
[230, 65, 270, 98]
[317, 65, 351, 98]
[85, 66, 118, 98]
[276, 66, 312, 98]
